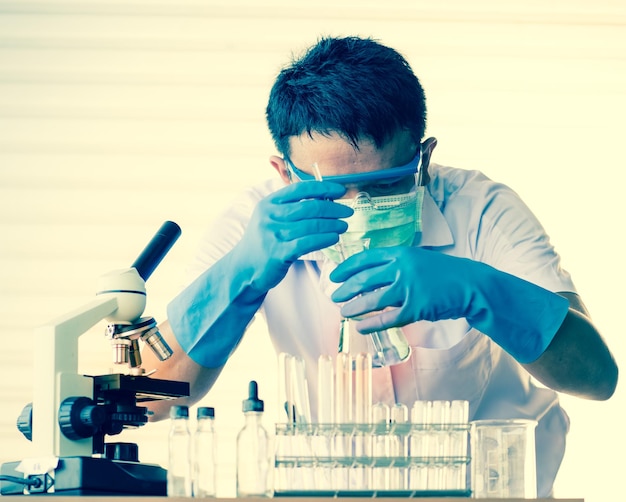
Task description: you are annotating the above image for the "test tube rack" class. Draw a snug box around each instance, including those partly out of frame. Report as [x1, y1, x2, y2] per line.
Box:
[274, 421, 471, 497]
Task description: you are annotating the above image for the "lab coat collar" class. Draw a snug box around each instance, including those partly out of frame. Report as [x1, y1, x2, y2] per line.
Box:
[414, 190, 454, 248]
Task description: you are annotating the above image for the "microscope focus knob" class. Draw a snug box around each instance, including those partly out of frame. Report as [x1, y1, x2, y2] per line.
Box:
[16, 402, 33, 441]
[58, 396, 107, 440]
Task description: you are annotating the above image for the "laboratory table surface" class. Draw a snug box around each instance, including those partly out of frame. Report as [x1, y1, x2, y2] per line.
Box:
[0, 498, 585, 501]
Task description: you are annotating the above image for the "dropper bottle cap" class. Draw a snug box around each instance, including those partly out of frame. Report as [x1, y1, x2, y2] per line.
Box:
[170, 405, 189, 419]
[197, 406, 215, 419]
[242, 380, 264, 413]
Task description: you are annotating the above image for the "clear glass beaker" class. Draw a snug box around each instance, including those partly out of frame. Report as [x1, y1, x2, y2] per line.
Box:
[470, 419, 537, 499]
[324, 238, 411, 368]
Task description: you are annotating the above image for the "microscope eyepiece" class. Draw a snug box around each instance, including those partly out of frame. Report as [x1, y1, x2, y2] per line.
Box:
[131, 221, 181, 282]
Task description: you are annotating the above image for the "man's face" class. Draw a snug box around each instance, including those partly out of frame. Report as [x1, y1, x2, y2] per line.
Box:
[279, 130, 419, 199]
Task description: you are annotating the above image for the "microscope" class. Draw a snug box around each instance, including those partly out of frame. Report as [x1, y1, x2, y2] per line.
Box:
[1, 221, 190, 496]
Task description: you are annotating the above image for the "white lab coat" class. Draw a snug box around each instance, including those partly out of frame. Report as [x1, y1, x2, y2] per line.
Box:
[187, 163, 575, 496]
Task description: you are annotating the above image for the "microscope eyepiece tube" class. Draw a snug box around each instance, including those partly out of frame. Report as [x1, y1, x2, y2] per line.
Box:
[131, 220, 181, 281]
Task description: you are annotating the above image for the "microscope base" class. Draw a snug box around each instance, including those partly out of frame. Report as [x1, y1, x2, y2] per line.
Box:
[1, 456, 166, 496]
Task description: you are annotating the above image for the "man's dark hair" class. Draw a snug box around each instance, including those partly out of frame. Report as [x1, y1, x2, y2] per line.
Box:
[266, 36, 427, 157]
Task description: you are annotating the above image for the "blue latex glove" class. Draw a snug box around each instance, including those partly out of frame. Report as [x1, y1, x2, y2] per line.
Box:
[168, 181, 353, 368]
[329, 246, 570, 364]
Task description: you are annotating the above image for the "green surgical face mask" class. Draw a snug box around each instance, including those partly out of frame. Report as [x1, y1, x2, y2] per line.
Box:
[322, 187, 424, 263]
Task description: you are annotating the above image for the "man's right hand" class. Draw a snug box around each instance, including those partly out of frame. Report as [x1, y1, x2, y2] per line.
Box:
[166, 180, 352, 369]
[231, 180, 353, 293]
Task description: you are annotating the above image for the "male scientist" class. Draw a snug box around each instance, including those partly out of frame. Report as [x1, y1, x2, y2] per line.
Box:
[144, 36, 618, 496]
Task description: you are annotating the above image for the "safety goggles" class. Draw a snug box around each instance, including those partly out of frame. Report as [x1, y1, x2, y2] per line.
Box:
[285, 151, 421, 197]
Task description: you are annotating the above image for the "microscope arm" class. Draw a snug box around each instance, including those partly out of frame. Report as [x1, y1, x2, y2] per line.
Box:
[33, 295, 119, 459]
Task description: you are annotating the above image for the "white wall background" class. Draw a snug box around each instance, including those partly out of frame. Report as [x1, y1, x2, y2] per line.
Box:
[0, 1, 624, 500]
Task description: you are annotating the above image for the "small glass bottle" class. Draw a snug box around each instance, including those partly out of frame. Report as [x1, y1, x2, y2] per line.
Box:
[193, 406, 217, 498]
[168, 405, 192, 497]
[236, 380, 272, 497]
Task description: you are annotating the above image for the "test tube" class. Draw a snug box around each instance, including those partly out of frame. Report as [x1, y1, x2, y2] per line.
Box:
[354, 352, 373, 490]
[334, 352, 352, 490]
[354, 353, 372, 424]
[278, 352, 294, 424]
[450, 399, 469, 425]
[352, 368, 375, 491]
[312, 162, 323, 181]
[276, 353, 294, 490]
[289, 356, 315, 489]
[390, 403, 409, 490]
[411, 399, 431, 425]
[338, 318, 351, 355]
[317, 355, 334, 424]
[391, 402, 408, 421]
[372, 402, 391, 425]
[409, 400, 431, 491]
[313, 161, 358, 264]
[372, 402, 390, 490]
[290, 356, 311, 424]
[335, 352, 352, 424]
[449, 400, 469, 491]
[315, 355, 334, 489]
[431, 400, 450, 423]
[312, 160, 359, 413]
[429, 401, 450, 491]
[430, 400, 451, 456]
